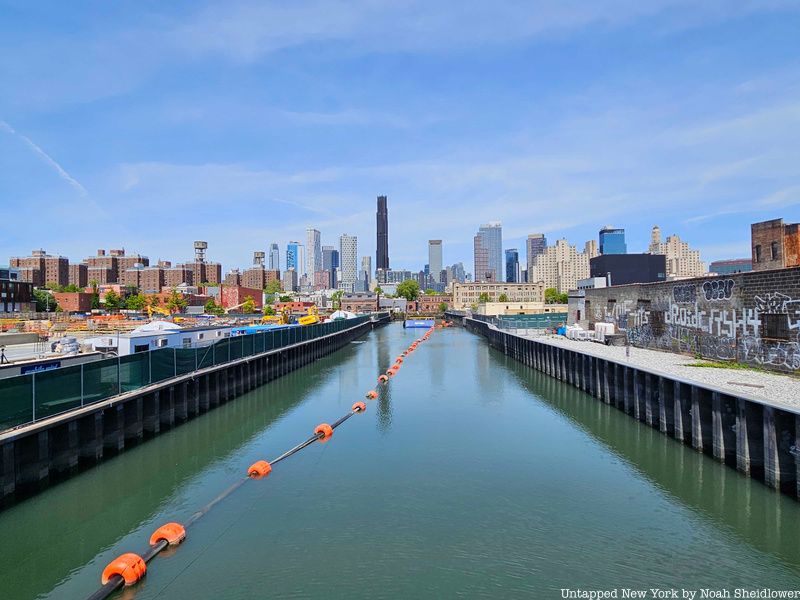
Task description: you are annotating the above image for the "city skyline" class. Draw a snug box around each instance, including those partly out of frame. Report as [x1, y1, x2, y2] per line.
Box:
[2, 3, 799, 271]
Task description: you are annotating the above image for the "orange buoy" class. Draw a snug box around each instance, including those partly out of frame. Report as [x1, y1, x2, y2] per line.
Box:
[248, 460, 272, 479]
[365, 390, 378, 400]
[352, 401, 367, 412]
[386, 369, 396, 378]
[315, 423, 333, 440]
[101, 553, 147, 586]
[390, 364, 400, 371]
[149, 522, 186, 547]
[378, 374, 389, 384]
[396, 356, 404, 363]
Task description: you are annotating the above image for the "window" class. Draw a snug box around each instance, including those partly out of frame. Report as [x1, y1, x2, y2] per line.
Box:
[771, 241, 779, 261]
[755, 244, 762, 263]
[762, 314, 790, 340]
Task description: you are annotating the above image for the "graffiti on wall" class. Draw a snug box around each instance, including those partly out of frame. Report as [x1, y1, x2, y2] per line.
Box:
[673, 284, 696, 304]
[607, 281, 800, 372]
[755, 293, 800, 331]
[702, 279, 734, 301]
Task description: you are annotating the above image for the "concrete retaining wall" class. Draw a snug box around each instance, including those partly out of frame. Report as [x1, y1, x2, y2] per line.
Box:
[0, 315, 389, 504]
[462, 315, 800, 500]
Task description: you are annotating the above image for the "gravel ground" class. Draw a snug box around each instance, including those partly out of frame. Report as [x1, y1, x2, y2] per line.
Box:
[516, 331, 800, 409]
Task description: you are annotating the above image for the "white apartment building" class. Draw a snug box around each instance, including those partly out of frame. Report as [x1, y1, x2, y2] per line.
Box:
[648, 226, 706, 278]
[527, 238, 597, 293]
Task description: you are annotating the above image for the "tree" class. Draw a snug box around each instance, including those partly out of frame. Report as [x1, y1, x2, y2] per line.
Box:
[278, 295, 293, 303]
[104, 289, 121, 312]
[63, 284, 81, 293]
[148, 295, 161, 307]
[204, 298, 225, 316]
[89, 279, 100, 309]
[241, 295, 256, 313]
[425, 288, 437, 296]
[438, 302, 448, 313]
[264, 280, 282, 294]
[478, 292, 490, 303]
[166, 288, 188, 313]
[374, 286, 383, 296]
[498, 293, 510, 302]
[45, 281, 61, 291]
[263, 305, 276, 316]
[33, 289, 57, 312]
[545, 288, 568, 304]
[331, 290, 344, 310]
[125, 293, 148, 311]
[396, 279, 420, 301]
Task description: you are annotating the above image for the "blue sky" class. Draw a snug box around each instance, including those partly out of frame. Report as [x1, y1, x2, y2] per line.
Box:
[1, 1, 799, 274]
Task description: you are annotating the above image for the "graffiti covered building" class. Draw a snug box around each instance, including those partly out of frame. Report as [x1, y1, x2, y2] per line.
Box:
[570, 266, 800, 373]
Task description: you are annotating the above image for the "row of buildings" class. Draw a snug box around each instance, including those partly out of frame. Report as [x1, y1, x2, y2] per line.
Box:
[470, 221, 764, 294]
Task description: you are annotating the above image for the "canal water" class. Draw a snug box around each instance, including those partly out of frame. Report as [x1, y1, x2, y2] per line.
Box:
[2, 324, 800, 599]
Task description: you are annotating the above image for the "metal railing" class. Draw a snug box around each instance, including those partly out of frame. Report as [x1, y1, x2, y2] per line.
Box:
[0, 315, 382, 432]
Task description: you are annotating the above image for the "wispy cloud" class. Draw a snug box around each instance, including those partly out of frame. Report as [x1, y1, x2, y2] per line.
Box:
[0, 120, 88, 196]
[170, 0, 800, 62]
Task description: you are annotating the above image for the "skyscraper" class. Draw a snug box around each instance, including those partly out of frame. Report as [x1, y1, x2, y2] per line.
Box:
[526, 233, 546, 278]
[361, 256, 372, 284]
[428, 240, 443, 283]
[505, 249, 520, 283]
[286, 241, 305, 275]
[306, 228, 322, 276]
[599, 226, 627, 254]
[339, 233, 358, 292]
[323, 245, 339, 288]
[269, 243, 280, 270]
[473, 222, 503, 282]
[376, 195, 389, 272]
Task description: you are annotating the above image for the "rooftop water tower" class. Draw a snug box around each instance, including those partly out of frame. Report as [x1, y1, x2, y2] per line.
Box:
[194, 241, 208, 263]
[253, 251, 265, 266]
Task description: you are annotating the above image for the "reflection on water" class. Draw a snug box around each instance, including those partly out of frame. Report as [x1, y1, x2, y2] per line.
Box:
[497, 350, 800, 572]
[376, 333, 393, 433]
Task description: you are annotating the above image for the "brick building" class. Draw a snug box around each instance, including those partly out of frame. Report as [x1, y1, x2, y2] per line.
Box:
[165, 266, 194, 288]
[571, 266, 800, 373]
[180, 261, 222, 286]
[242, 267, 267, 290]
[69, 263, 88, 288]
[751, 218, 800, 272]
[224, 269, 242, 286]
[85, 249, 120, 283]
[140, 267, 166, 294]
[9, 249, 69, 287]
[416, 294, 453, 313]
[88, 266, 115, 285]
[340, 293, 378, 313]
[220, 286, 263, 311]
[275, 301, 315, 313]
[451, 282, 544, 309]
[53, 292, 94, 312]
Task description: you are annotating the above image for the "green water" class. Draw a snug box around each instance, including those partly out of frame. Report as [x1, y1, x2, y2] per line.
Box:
[2, 324, 800, 599]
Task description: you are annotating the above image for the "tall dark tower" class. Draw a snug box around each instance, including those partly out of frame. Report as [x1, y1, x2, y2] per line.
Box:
[376, 195, 389, 271]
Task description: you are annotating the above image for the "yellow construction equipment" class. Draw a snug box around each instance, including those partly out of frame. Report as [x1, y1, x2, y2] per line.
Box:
[147, 305, 171, 318]
[298, 306, 320, 326]
[262, 308, 292, 325]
